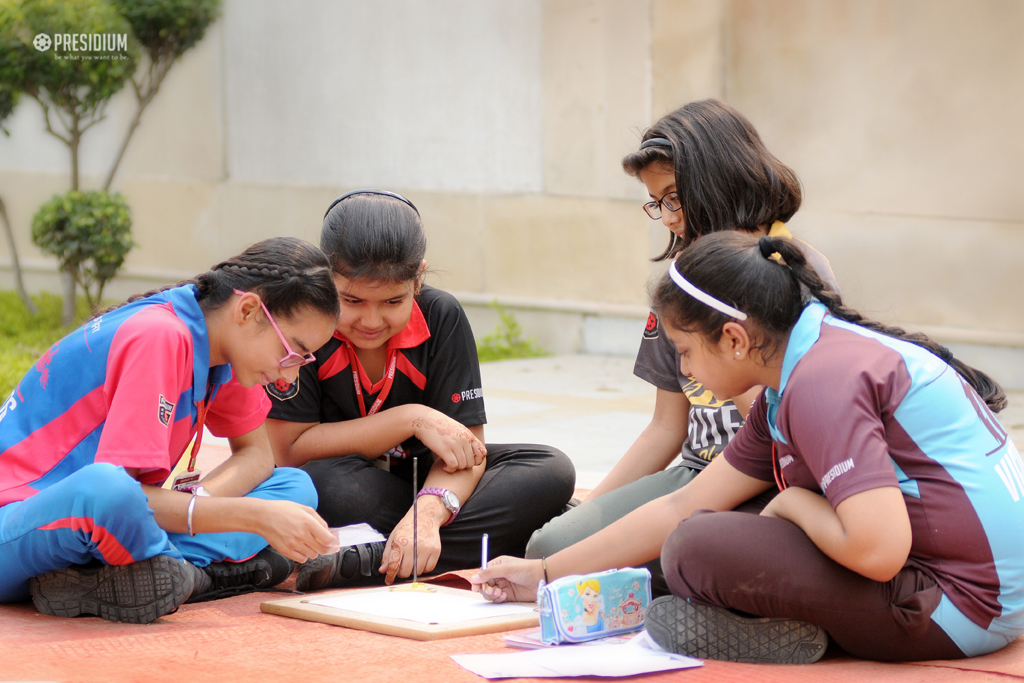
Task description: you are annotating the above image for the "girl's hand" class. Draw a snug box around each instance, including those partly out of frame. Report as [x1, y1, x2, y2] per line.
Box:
[759, 486, 812, 520]
[759, 489, 788, 518]
[379, 499, 444, 584]
[470, 556, 544, 603]
[257, 500, 339, 563]
[411, 408, 486, 472]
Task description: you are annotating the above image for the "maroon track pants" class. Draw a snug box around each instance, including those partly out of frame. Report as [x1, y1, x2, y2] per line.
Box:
[661, 510, 966, 661]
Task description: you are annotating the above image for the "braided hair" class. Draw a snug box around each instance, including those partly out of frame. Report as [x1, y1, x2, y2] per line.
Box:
[622, 99, 802, 261]
[98, 237, 339, 321]
[652, 231, 1006, 412]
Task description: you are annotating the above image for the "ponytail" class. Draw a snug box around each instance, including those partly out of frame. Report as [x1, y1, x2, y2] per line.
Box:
[760, 235, 1006, 413]
[653, 231, 1006, 413]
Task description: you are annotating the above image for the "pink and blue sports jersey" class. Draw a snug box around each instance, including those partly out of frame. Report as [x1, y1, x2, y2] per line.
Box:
[726, 301, 1024, 656]
[0, 285, 270, 506]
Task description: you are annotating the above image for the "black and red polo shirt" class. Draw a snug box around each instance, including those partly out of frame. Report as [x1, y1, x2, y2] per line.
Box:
[266, 285, 486, 462]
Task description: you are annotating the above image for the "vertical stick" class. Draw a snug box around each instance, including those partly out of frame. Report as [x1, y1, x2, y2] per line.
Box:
[412, 456, 419, 585]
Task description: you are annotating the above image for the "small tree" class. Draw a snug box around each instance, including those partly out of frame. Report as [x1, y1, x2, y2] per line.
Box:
[14, 0, 138, 191]
[0, 0, 37, 313]
[103, 0, 221, 190]
[9, 0, 137, 322]
[32, 190, 135, 313]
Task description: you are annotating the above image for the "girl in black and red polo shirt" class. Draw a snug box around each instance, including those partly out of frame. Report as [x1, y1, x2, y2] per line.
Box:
[266, 190, 575, 589]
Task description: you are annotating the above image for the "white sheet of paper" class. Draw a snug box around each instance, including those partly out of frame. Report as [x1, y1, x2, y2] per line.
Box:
[307, 589, 536, 625]
[451, 632, 702, 679]
[330, 523, 386, 548]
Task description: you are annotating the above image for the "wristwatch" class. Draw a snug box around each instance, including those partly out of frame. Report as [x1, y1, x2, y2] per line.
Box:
[417, 487, 461, 526]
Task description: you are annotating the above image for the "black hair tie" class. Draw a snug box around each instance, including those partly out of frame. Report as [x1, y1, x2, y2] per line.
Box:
[758, 235, 776, 259]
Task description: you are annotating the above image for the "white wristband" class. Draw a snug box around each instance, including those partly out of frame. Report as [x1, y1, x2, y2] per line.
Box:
[187, 493, 199, 537]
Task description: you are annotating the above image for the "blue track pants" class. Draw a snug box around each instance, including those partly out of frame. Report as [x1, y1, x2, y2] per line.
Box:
[0, 463, 316, 602]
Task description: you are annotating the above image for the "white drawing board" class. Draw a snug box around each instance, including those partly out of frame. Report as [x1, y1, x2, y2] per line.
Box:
[260, 585, 539, 641]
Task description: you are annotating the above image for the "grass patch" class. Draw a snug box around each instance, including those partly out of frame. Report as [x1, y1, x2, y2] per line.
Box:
[476, 301, 547, 363]
[0, 292, 94, 399]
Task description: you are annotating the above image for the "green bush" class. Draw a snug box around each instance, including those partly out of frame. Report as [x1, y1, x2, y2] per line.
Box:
[32, 190, 136, 310]
[112, 0, 220, 58]
[0, 1, 22, 132]
[0, 290, 89, 399]
[476, 301, 547, 363]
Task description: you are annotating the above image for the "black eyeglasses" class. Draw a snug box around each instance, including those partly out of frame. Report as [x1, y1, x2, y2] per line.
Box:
[642, 191, 681, 220]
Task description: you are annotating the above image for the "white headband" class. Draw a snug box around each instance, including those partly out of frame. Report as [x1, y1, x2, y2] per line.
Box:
[668, 263, 748, 321]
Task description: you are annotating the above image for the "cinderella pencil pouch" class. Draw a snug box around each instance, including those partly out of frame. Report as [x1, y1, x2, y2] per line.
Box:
[537, 567, 651, 645]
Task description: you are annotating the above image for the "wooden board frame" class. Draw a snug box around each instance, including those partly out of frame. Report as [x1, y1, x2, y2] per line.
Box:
[260, 585, 539, 641]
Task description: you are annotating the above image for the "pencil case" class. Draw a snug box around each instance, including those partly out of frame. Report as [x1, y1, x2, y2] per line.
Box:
[537, 567, 651, 644]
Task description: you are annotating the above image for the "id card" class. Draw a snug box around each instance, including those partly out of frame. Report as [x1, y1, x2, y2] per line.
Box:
[171, 470, 202, 492]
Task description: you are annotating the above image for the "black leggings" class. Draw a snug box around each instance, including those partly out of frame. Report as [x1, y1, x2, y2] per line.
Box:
[661, 510, 966, 662]
[302, 444, 576, 574]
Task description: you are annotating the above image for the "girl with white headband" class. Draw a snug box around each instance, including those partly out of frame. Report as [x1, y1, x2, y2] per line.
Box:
[474, 231, 1020, 665]
[526, 99, 839, 595]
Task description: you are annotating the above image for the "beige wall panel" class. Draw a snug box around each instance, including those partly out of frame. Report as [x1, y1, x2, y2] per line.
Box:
[479, 194, 651, 304]
[411, 193, 486, 294]
[728, 0, 1024, 221]
[0, 172, 68, 263]
[115, 179, 224, 275]
[213, 183, 341, 253]
[542, 0, 652, 199]
[113, 26, 226, 184]
[791, 209, 1024, 333]
[651, 0, 727, 117]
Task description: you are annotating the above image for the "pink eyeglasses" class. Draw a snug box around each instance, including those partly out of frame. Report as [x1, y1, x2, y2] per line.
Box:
[234, 289, 316, 368]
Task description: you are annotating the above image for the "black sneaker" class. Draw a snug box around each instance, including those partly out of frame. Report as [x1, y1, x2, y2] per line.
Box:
[645, 596, 828, 664]
[29, 555, 198, 624]
[296, 541, 387, 592]
[187, 546, 294, 603]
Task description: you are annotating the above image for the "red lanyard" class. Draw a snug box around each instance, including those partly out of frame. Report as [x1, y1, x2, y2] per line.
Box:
[186, 392, 211, 473]
[771, 443, 788, 491]
[345, 342, 399, 417]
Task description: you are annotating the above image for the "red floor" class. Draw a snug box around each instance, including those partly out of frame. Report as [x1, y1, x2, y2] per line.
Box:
[4, 444, 1024, 681]
[3, 583, 1024, 683]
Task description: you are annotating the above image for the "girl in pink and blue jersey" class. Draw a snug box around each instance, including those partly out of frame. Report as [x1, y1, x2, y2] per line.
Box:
[0, 237, 341, 623]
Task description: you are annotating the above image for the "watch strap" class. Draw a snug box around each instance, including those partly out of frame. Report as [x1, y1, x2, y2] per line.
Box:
[417, 487, 459, 526]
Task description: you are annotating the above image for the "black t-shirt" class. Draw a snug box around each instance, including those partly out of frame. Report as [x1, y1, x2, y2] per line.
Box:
[266, 285, 486, 464]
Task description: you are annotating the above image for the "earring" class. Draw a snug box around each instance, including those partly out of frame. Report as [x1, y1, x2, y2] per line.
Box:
[735, 352, 741, 357]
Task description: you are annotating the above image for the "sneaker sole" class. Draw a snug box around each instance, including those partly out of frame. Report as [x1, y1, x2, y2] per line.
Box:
[30, 556, 193, 624]
[645, 596, 828, 664]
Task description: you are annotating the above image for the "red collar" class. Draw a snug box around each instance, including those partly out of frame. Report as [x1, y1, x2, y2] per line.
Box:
[332, 299, 431, 349]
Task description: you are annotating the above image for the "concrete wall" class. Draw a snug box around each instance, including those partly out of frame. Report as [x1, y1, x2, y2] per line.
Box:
[1, 0, 1021, 381]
